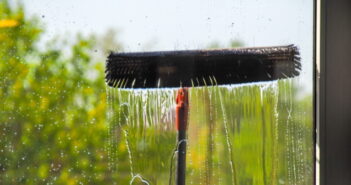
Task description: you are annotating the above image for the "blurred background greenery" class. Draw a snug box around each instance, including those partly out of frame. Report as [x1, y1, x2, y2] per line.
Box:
[1, 1, 112, 184]
[0, 1, 313, 185]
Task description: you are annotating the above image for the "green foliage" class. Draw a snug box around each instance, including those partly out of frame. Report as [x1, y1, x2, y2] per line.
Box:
[0, 1, 110, 184]
[229, 40, 244, 48]
[207, 39, 244, 49]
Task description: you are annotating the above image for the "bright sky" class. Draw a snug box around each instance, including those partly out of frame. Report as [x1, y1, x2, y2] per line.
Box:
[24, 0, 313, 93]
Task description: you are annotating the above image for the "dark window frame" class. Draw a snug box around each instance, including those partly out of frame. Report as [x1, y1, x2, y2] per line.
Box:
[315, 0, 351, 184]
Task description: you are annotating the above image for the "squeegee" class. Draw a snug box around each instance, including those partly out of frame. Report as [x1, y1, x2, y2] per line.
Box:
[105, 45, 300, 185]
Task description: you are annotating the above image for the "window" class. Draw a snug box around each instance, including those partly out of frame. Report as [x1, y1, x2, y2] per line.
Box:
[0, 0, 315, 184]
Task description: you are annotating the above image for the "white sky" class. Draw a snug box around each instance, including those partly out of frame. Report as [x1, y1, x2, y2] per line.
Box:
[24, 0, 313, 93]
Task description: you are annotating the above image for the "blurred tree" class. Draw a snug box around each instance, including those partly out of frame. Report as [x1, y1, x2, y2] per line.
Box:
[207, 39, 244, 49]
[207, 41, 222, 49]
[0, 1, 113, 184]
[229, 40, 244, 48]
[93, 28, 123, 55]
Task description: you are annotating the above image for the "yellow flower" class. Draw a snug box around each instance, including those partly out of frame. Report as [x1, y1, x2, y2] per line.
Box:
[0, 19, 19, 28]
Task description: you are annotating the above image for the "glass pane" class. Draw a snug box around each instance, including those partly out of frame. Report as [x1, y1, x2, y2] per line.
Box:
[1, 0, 313, 184]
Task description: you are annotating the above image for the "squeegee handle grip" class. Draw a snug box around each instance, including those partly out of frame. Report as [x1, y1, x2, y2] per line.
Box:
[176, 88, 189, 131]
[176, 88, 189, 185]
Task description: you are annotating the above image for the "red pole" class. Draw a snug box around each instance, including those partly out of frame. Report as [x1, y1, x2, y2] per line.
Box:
[175, 88, 189, 185]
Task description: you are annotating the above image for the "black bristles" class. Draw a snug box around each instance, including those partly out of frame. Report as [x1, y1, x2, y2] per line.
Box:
[105, 45, 301, 89]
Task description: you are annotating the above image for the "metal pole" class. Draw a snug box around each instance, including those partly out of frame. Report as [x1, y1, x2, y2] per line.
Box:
[176, 88, 189, 185]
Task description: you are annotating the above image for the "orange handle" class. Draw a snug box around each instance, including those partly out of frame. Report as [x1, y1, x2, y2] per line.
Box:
[176, 88, 189, 131]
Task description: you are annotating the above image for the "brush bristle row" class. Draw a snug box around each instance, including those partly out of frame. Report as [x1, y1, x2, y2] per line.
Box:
[105, 45, 301, 89]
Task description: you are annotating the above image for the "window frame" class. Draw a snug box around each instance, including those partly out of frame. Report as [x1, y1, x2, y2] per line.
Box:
[315, 0, 351, 184]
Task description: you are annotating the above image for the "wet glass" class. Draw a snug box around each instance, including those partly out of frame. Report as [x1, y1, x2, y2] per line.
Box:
[1, 0, 313, 185]
[105, 0, 314, 184]
[107, 81, 313, 185]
